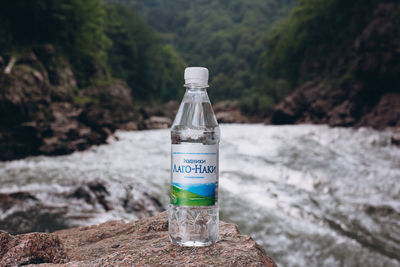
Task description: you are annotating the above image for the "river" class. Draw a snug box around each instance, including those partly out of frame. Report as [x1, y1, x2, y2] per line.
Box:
[1, 124, 399, 266]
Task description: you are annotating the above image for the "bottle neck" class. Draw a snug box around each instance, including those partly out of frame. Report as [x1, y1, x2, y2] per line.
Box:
[182, 84, 210, 103]
[184, 84, 208, 92]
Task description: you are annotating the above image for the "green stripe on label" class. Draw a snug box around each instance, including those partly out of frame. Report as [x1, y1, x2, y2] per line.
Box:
[171, 185, 215, 206]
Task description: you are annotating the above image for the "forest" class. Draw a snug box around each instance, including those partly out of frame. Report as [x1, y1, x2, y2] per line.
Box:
[0, 0, 380, 114]
[0, 0, 300, 109]
[0, 0, 184, 102]
[111, 0, 296, 115]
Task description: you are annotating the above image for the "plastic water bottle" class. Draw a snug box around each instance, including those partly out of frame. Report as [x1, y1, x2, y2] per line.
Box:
[169, 67, 220, 246]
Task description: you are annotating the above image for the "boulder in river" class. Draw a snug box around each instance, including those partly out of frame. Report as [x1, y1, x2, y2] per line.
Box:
[0, 211, 276, 267]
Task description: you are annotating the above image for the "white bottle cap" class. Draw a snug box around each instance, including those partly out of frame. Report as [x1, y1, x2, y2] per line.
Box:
[184, 67, 209, 87]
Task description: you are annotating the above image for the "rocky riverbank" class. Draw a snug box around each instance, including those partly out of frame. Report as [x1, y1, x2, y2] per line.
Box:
[213, 101, 263, 123]
[0, 46, 180, 161]
[0, 47, 256, 161]
[0, 46, 140, 160]
[267, 1, 400, 131]
[141, 100, 261, 125]
[0, 211, 276, 267]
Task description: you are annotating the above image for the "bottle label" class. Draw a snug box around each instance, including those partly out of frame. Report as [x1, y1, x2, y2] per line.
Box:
[171, 143, 218, 206]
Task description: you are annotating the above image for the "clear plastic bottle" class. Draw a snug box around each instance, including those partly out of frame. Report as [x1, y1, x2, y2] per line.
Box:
[169, 67, 220, 247]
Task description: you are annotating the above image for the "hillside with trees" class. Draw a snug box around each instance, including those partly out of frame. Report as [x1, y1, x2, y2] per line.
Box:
[262, 0, 400, 128]
[2, 0, 396, 161]
[108, 0, 296, 105]
[0, 0, 184, 102]
[0, 0, 185, 160]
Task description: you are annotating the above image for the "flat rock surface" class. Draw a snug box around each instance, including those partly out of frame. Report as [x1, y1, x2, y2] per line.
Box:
[0, 212, 276, 267]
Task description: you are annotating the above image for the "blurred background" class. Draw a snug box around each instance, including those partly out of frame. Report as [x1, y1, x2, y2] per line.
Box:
[0, 0, 399, 266]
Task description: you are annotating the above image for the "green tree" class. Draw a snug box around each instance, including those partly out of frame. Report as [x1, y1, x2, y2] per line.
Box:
[106, 0, 297, 101]
[104, 4, 185, 101]
[0, 0, 110, 86]
[263, 0, 357, 86]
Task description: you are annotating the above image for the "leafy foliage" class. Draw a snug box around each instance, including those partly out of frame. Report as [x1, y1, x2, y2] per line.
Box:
[239, 0, 359, 115]
[0, 0, 110, 85]
[105, 4, 185, 101]
[239, 94, 275, 116]
[263, 0, 357, 86]
[108, 0, 296, 101]
[0, 0, 185, 102]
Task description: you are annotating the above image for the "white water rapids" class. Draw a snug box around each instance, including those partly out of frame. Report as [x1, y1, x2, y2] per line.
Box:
[1, 124, 399, 266]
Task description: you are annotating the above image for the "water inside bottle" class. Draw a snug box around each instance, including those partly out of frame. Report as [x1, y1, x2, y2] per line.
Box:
[169, 89, 220, 247]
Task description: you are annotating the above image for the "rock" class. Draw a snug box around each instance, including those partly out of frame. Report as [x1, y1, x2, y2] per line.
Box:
[0, 59, 52, 160]
[163, 100, 180, 119]
[142, 105, 167, 119]
[16, 52, 38, 65]
[0, 212, 276, 267]
[269, 80, 400, 129]
[50, 66, 77, 102]
[139, 101, 181, 129]
[79, 58, 108, 87]
[216, 110, 250, 123]
[144, 116, 172, 129]
[358, 93, 400, 129]
[0, 231, 68, 266]
[33, 44, 56, 64]
[78, 104, 114, 133]
[0, 54, 142, 160]
[213, 101, 258, 123]
[267, 1, 400, 130]
[213, 101, 236, 113]
[119, 121, 139, 131]
[80, 79, 140, 126]
[0, 179, 164, 234]
[327, 100, 358, 127]
[33, 44, 76, 101]
[391, 128, 400, 146]
[269, 81, 318, 125]
[139, 100, 267, 128]
[141, 100, 180, 124]
[36, 101, 114, 156]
